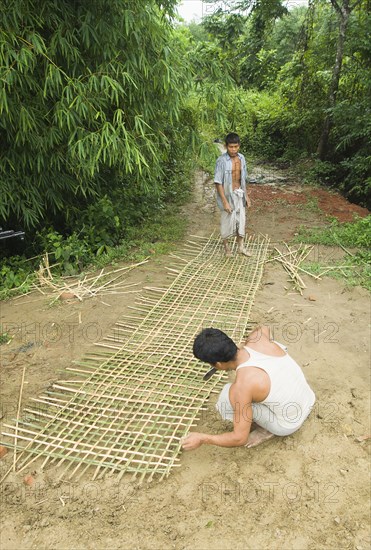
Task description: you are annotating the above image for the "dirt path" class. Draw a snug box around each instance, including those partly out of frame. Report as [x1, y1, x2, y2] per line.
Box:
[1, 167, 370, 550]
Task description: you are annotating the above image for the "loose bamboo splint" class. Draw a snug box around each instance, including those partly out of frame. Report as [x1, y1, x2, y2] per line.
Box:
[2, 234, 270, 482]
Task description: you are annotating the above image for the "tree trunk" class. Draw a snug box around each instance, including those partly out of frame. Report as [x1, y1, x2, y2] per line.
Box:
[316, 0, 351, 159]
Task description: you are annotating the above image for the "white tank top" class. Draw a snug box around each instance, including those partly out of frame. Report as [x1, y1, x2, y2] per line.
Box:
[236, 342, 316, 430]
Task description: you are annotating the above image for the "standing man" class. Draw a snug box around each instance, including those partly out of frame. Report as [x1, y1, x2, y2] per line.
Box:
[181, 325, 315, 451]
[214, 133, 251, 257]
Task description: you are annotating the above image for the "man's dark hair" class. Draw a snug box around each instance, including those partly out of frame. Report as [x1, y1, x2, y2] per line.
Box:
[193, 328, 238, 364]
[225, 132, 240, 145]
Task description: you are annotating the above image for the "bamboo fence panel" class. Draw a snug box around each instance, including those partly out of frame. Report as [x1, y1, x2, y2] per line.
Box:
[2, 234, 270, 481]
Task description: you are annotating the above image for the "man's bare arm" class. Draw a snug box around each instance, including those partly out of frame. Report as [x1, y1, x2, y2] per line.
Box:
[181, 385, 253, 450]
[201, 401, 253, 447]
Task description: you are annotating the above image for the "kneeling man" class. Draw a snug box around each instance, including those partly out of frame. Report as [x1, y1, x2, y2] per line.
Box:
[181, 325, 315, 451]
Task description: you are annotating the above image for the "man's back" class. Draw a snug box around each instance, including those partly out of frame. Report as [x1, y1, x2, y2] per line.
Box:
[233, 327, 316, 431]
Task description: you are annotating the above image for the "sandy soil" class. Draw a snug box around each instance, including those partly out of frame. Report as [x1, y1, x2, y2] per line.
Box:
[0, 165, 370, 550]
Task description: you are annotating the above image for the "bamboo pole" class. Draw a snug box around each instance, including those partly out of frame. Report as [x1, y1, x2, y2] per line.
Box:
[13, 366, 26, 471]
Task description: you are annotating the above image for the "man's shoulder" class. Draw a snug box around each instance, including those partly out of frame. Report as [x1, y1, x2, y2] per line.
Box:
[233, 369, 258, 398]
[215, 153, 229, 171]
[235, 366, 269, 394]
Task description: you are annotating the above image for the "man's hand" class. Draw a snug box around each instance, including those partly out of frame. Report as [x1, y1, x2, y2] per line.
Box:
[223, 202, 232, 214]
[246, 196, 252, 208]
[181, 432, 206, 451]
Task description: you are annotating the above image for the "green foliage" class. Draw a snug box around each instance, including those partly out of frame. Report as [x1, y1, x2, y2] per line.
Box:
[267, 7, 308, 68]
[239, 0, 288, 88]
[0, 256, 35, 295]
[36, 229, 93, 275]
[0, 0, 201, 296]
[190, 1, 370, 204]
[296, 215, 371, 248]
[188, 86, 288, 160]
[188, 40, 237, 127]
[338, 156, 371, 209]
[1, 0, 370, 296]
[75, 196, 123, 251]
[0, 0, 192, 230]
[277, 2, 370, 202]
[306, 160, 338, 186]
[202, 10, 247, 50]
[307, 154, 371, 209]
[0, 330, 11, 345]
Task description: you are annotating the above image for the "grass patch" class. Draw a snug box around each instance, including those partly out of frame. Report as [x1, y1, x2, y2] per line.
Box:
[303, 256, 370, 291]
[0, 330, 11, 345]
[295, 215, 371, 290]
[304, 195, 321, 214]
[295, 214, 371, 248]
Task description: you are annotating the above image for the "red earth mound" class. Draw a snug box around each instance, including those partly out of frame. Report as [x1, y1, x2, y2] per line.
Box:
[250, 185, 369, 223]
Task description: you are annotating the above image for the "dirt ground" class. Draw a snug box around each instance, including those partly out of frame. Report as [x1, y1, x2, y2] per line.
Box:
[0, 164, 370, 550]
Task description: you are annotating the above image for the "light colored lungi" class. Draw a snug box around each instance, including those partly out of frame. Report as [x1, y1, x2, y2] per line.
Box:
[220, 188, 246, 240]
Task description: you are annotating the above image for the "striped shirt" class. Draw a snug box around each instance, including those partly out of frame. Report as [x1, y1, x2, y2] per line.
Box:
[214, 152, 247, 211]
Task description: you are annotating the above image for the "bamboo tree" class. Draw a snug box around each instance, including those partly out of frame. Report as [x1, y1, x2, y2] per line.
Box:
[0, 0, 190, 229]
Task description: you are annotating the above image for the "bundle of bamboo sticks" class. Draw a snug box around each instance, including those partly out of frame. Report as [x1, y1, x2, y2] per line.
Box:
[270, 243, 319, 294]
[34, 253, 149, 302]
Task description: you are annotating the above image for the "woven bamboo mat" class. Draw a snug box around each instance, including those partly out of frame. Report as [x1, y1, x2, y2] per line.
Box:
[2, 234, 270, 481]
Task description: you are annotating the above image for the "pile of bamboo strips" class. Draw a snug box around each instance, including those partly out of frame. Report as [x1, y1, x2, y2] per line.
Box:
[271, 242, 364, 285]
[270, 243, 319, 294]
[1, 234, 270, 482]
[33, 253, 148, 301]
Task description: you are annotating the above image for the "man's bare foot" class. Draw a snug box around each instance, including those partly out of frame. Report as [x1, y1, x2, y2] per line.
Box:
[238, 247, 252, 257]
[245, 428, 275, 448]
[225, 249, 232, 258]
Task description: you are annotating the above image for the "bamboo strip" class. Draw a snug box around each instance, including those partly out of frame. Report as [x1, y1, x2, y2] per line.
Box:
[169, 254, 189, 263]
[274, 246, 308, 292]
[13, 366, 26, 471]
